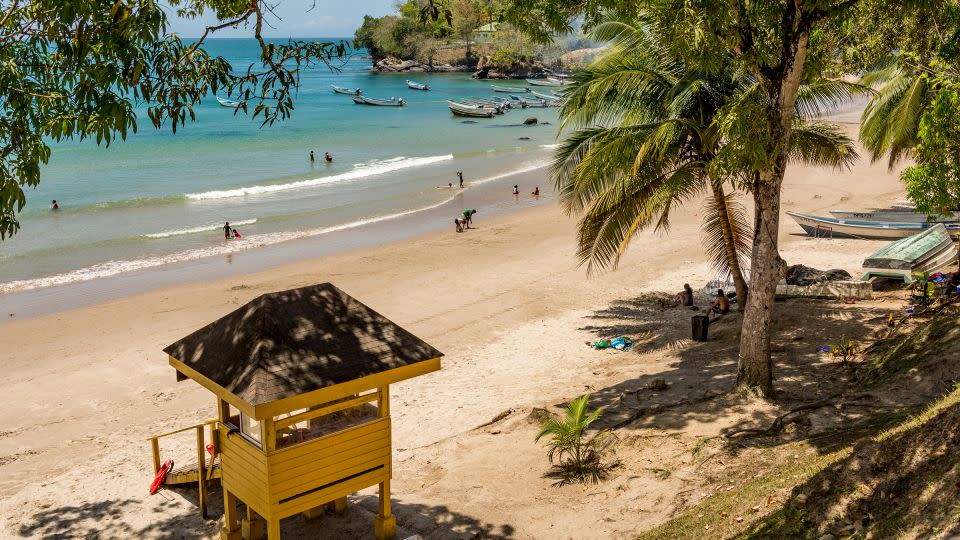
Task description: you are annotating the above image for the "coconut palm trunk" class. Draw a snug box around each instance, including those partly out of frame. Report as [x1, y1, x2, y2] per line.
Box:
[708, 179, 749, 310]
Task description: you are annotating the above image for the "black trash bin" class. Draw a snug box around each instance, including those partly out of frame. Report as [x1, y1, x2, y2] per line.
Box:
[691, 315, 709, 342]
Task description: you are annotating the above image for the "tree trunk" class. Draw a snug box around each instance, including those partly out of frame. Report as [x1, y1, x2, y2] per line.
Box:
[736, 22, 811, 397]
[709, 181, 749, 311]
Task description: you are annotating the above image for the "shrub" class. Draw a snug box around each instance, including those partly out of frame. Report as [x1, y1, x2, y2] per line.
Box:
[535, 394, 619, 485]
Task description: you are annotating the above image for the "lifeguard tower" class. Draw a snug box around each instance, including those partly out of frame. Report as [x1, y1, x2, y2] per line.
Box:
[158, 283, 442, 539]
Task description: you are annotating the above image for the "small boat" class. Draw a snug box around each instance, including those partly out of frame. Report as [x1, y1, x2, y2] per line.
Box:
[526, 78, 563, 87]
[463, 98, 504, 114]
[830, 209, 960, 223]
[491, 84, 529, 93]
[489, 97, 515, 109]
[861, 224, 957, 283]
[520, 98, 550, 108]
[547, 76, 574, 85]
[532, 90, 560, 102]
[406, 80, 430, 91]
[786, 211, 960, 240]
[331, 84, 360, 95]
[447, 100, 495, 118]
[352, 95, 405, 107]
[216, 96, 242, 108]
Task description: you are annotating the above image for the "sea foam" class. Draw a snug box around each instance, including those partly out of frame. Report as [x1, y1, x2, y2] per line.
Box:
[144, 218, 258, 239]
[185, 154, 453, 200]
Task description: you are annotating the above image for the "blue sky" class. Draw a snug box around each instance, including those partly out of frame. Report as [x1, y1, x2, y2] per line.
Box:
[165, 1, 395, 38]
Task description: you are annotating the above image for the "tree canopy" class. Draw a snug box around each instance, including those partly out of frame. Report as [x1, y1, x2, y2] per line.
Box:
[0, 0, 345, 239]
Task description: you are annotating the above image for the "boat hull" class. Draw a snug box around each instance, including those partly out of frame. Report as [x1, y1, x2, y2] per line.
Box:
[526, 78, 562, 87]
[352, 96, 404, 107]
[861, 224, 957, 283]
[787, 211, 960, 240]
[447, 100, 494, 117]
[491, 85, 528, 93]
[830, 210, 960, 223]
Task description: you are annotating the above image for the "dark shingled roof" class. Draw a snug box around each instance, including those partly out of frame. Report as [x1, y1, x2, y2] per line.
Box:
[163, 283, 443, 406]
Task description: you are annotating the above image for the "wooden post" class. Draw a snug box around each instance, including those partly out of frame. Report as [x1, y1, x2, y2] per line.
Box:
[267, 518, 281, 540]
[373, 480, 396, 540]
[378, 386, 390, 418]
[150, 437, 160, 474]
[220, 490, 241, 540]
[242, 507, 266, 540]
[196, 425, 208, 518]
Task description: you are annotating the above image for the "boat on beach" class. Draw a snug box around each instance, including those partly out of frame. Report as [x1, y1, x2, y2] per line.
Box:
[216, 96, 242, 108]
[331, 84, 360, 95]
[447, 100, 495, 118]
[830, 209, 960, 223]
[526, 78, 563, 87]
[406, 80, 430, 90]
[352, 95, 405, 107]
[491, 84, 529, 93]
[787, 211, 960, 239]
[861, 224, 957, 283]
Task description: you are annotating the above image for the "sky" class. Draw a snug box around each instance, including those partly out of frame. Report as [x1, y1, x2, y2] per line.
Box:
[164, 1, 396, 39]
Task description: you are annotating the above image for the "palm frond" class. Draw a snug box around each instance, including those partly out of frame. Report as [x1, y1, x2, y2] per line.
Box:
[789, 121, 859, 169]
[701, 190, 752, 278]
[795, 79, 873, 119]
[859, 66, 930, 167]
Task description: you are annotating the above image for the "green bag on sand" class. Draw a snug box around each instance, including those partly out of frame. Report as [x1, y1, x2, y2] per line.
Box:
[592, 340, 610, 350]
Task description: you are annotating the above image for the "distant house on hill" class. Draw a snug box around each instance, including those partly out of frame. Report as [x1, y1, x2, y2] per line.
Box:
[473, 22, 500, 43]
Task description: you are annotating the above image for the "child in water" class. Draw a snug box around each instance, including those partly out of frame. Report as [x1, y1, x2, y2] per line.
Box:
[232, 228, 242, 239]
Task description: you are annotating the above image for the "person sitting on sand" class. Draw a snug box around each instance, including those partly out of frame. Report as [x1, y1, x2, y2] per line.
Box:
[676, 283, 694, 307]
[463, 209, 476, 228]
[705, 289, 730, 315]
[223, 221, 232, 240]
[532, 186, 540, 196]
[232, 228, 242, 239]
[51, 199, 59, 210]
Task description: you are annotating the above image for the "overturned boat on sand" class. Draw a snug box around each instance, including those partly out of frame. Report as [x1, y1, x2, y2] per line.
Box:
[861, 224, 957, 283]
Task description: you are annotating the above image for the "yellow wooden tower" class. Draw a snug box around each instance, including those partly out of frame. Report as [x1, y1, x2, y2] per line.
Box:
[162, 283, 442, 539]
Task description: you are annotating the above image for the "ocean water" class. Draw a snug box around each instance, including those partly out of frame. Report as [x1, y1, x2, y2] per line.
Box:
[0, 39, 560, 294]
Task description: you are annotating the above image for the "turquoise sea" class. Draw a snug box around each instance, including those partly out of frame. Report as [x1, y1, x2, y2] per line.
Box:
[0, 39, 560, 295]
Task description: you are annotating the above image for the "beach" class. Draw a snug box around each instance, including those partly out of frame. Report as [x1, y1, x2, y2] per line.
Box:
[0, 117, 911, 538]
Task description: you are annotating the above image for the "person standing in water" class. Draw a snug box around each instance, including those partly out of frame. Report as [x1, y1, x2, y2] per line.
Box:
[532, 186, 540, 197]
[223, 222, 232, 240]
[457, 171, 464, 188]
[512, 185, 519, 195]
[309, 151, 315, 163]
[50, 200, 59, 210]
[324, 152, 333, 163]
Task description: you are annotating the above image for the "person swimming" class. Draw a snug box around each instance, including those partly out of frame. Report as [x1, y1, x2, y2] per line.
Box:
[50, 200, 59, 210]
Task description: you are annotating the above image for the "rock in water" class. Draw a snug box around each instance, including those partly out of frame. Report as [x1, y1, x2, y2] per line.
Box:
[523, 117, 538, 125]
[518, 136, 530, 140]
[785, 264, 853, 286]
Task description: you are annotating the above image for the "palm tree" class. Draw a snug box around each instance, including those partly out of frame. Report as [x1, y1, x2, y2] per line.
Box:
[859, 60, 932, 167]
[535, 394, 616, 485]
[553, 18, 859, 310]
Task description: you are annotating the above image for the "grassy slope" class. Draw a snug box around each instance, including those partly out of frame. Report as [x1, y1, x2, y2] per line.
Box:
[639, 305, 960, 540]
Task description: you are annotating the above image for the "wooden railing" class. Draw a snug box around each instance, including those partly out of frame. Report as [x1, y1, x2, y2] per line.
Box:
[148, 419, 218, 518]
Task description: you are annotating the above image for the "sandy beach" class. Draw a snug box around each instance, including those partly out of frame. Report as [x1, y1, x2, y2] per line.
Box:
[0, 119, 913, 538]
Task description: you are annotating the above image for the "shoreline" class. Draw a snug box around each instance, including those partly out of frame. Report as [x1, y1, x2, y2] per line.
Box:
[0, 162, 554, 321]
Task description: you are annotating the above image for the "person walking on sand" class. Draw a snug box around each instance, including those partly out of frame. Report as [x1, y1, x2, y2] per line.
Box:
[463, 209, 476, 228]
[457, 171, 464, 188]
[50, 200, 59, 210]
[223, 222, 232, 240]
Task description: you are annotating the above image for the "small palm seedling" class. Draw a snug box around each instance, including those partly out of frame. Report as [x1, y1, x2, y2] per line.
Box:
[535, 394, 619, 486]
[830, 334, 859, 365]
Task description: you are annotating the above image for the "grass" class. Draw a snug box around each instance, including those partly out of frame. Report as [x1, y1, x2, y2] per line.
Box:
[858, 305, 960, 384]
[638, 386, 960, 540]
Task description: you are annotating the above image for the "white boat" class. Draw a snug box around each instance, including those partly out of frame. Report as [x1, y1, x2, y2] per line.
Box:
[531, 90, 560, 102]
[519, 98, 550, 108]
[547, 77, 573, 85]
[331, 84, 360, 95]
[406, 80, 430, 91]
[830, 209, 960, 223]
[216, 96, 242, 108]
[787, 211, 960, 240]
[526, 78, 563, 87]
[861, 224, 957, 283]
[491, 84, 529, 93]
[352, 95, 405, 107]
[447, 100, 495, 118]
[463, 98, 504, 114]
